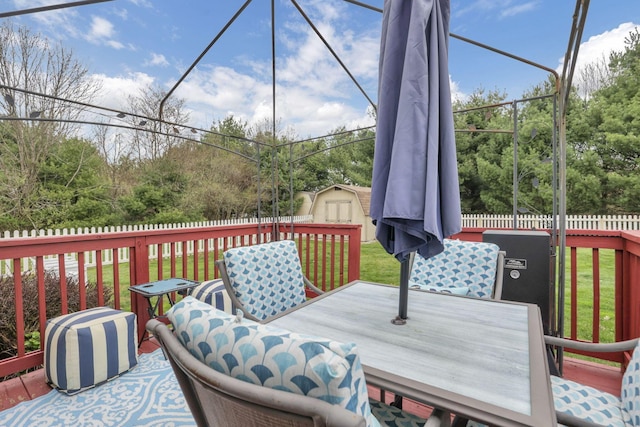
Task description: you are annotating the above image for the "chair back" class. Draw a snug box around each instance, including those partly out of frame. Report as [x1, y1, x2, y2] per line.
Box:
[147, 319, 366, 427]
[622, 340, 640, 426]
[217, 240, 308, 321]
[409, 239, 504, 299]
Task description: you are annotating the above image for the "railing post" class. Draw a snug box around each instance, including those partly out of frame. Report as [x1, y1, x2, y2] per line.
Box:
[130, 236, 151, 342]
[348, 225, 361, 283]
[621, 231, 640, 342]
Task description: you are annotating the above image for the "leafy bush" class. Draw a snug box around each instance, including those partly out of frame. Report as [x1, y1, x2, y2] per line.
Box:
[0, 272, 113, 362]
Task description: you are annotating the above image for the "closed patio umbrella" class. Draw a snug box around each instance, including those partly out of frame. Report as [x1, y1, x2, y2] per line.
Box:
[370, 0, 461, 323]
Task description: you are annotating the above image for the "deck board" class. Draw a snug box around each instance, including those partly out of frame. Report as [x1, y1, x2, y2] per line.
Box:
[0, 374, 29, 411]
[562, 357, 622, 396]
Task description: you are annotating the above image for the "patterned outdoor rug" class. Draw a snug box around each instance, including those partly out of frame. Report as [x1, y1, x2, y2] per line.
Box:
[0, 349, 196, 427]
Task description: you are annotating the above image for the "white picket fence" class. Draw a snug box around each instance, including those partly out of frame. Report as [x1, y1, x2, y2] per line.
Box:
[0, 216, 312, 277]
[1, 215, 313, 239]
[2, 214, 638, 278]
[461, 214, 640, 231]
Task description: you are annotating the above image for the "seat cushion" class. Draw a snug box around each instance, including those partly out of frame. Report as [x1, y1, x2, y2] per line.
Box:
[44, 307, 138, 395]
[409, 239, 499, 299]
[551, 375, 631, 426]
[368, 399, 427, 426]
[168, 296, 380, 427]
[621, 341, 640, 426]
[409, 281, 469, 296]
[223, 240, 307, 320]
[189, 279, 233, 313]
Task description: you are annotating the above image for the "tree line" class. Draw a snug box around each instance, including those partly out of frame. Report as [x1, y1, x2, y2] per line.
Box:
[1, 21, 639, 232]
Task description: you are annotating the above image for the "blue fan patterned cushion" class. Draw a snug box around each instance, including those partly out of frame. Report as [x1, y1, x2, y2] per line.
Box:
[622, 340, 640, 426]
[409, 239, 499, 299]
[368, 400, 427, 426]
[168, 297, 380, 427]
[223, 240, 307, 321]
[551, 375, 632, 426]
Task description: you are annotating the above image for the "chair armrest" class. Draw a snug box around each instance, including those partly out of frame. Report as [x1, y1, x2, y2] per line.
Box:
[304, 276, 324, 295]
[556, 411, 611, 427]
[492, 250, 506, 300]
[544, 335, 639, 353]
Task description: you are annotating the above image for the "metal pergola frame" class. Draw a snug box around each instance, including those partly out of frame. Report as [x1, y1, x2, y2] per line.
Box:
[1, 0, 591, 372]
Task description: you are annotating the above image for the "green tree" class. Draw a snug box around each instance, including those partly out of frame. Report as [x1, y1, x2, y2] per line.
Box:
[453, 89, 512, 213]
[172, 116, 262, 220]
[118, 157, 193, 224]
[39, 138, 117, 228]
[325, 127, 375, 187]
[583, 27, 640, 213]
[0, 21, 101, 230]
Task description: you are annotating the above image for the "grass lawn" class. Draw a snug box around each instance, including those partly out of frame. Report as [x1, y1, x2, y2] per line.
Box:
[359, 241, 402, 285]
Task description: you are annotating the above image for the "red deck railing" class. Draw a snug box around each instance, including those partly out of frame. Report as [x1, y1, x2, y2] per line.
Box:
[1, 224, 639, 380]
[0, 222, 361, 378]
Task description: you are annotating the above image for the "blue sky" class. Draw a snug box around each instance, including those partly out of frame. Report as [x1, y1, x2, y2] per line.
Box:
[3, 0, 640, 138]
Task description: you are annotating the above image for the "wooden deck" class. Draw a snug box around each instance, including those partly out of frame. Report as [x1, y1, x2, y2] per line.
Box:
[0, 343, 623, 420]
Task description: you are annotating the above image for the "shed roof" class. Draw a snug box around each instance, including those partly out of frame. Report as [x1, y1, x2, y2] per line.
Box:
[316, 184, 372, 216]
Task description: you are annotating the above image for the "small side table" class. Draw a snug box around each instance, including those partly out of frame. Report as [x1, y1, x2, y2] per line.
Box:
[130, 277, 199, 343]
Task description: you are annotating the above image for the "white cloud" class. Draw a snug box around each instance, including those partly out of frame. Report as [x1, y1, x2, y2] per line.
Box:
[91, 72, 155, 110]
[557, 22, 638, 82]
[454, 0, 540, 19]
[13, 0, 82, 38]
[106, 40, 125, 50]
[10, 0, 380, 138]
[128, 0, 153, 8]
[146, 53, 169, 67]
[450, 78, 466, 103]
[84, 15, 127, 49]
[499, 1, 540, 19]
[89, 16, 115, 39]
[160, 1, 381, 138]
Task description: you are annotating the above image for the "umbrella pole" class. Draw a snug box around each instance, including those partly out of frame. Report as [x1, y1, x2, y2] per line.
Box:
[393, 258, 410, 325]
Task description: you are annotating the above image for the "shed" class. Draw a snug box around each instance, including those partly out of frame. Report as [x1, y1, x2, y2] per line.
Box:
[309, 185, 375, 242]
[294, 191, 315, 216]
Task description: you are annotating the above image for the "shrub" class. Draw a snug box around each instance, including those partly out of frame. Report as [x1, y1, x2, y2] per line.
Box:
[0, 272, 113, 363]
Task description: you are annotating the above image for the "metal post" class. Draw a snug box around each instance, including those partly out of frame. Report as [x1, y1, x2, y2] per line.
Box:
[393, 258, 410, 325]
[512, 100, 519, 230]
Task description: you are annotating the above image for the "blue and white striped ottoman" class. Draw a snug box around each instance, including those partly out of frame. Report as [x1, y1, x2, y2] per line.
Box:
[44, 307, 138, 394]
[189, 279, 234, 313]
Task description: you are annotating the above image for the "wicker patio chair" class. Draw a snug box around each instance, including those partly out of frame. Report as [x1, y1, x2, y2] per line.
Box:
[147, 318, 366, 427]
[215, 240, 324, 321]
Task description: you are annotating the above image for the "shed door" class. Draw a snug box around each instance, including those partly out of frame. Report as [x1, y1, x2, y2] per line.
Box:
[325, 200, 352, 223]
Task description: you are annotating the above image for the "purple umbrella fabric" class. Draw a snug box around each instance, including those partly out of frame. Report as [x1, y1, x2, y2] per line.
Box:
[371, 0, 461, 264]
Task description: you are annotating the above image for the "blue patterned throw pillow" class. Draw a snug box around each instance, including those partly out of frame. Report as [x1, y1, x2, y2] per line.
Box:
[168, 297, 379, 427]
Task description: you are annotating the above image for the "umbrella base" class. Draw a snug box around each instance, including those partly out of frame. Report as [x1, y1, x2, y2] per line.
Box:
[391, 315, 407, 325]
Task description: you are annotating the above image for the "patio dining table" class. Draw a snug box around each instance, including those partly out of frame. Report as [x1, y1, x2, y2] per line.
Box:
[267, 280, 556, 427]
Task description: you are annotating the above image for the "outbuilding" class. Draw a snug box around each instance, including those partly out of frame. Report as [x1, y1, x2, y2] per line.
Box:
[308, 184, 375, 242]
